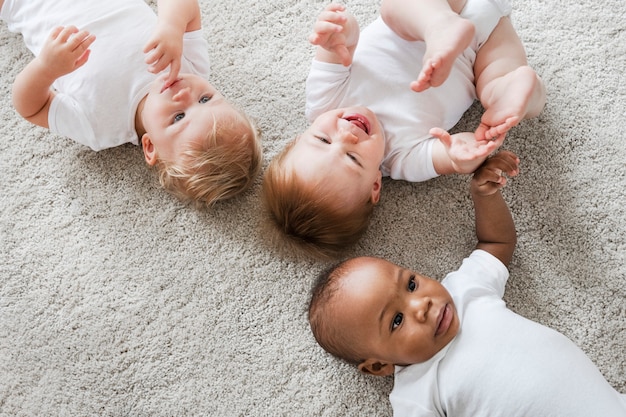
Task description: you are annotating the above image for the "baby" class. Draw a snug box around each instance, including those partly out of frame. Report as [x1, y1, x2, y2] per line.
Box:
[2, 0, 262, 205]
[308, 152, 626, 416]
[263, 0, 545, 257]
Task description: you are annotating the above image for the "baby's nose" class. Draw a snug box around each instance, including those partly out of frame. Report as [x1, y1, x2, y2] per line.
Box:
[338, 128, 359, 144]
[173, 87, 192, 103]
[411, 297, 432, 322]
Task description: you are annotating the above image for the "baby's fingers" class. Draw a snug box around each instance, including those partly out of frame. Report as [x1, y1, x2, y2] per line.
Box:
[310, 7, 347, 43]
[476, 116, 520, 141]
[53, 25, 79, 43]
[145, 50, 176, 76]
[480, 151, 520, 180]
[145, 50, 165, 72]
[491, 150, 520, 176]
[473, 165, 507, 190]
[474, 133, 505, 157]
[142, 38, 158, 55]
[49, 26, 65, 40]
[144, 48, 160, 66]
[310, 20, 345, 44]
[50, 26, 95, 53]
[318, 8, 347, 26]
[320, 3, 346, 15]
[429, 127, 452, 149]
[164, 60, 181, 87]
[74, 49, 92, 70]
[70, 31, 96, 53]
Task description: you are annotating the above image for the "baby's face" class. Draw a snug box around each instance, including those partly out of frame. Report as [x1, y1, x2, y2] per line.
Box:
[140, 74, 242, 163]
[334, 257, 459, 367]
[284, 107, 386, 208]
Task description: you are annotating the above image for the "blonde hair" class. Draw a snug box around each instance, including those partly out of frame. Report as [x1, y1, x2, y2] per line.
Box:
[155, 109, 262, 206]
[262, 139, 375, 259]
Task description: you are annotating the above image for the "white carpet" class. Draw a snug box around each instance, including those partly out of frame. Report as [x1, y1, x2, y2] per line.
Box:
[1, 0, 624, 415]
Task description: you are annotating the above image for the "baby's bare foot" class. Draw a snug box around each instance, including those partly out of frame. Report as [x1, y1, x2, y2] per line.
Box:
[475, 116, 519, 142]
[477, 66, 542, 140]
[411, 14, 475, 92]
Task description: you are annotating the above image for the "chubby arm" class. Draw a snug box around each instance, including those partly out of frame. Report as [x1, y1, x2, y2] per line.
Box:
[143, 0, 202, 86]
[470, 150, 519, 267]
[309, 3, 359, 66]
[12, 26, 95, 128]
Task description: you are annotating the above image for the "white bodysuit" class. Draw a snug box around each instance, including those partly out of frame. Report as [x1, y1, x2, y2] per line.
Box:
[390, 250, 626, 417]
[1, 0, 210, 151]
[306, 0, 511, 182]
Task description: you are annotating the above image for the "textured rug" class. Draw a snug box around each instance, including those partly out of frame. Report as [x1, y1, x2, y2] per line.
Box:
[1, 0, 624, 415]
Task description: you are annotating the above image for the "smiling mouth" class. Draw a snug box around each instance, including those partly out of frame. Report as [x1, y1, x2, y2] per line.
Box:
[343, 114, 370, 135]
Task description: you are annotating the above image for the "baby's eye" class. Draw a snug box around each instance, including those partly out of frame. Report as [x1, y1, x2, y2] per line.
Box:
[173, 113, 185, 123]
[347, 153, 362, 167]
[408, 275, 416, 292]
[315, 136, 330, 144]
[199, 95, 211, 104]
[392, 313, 403, 330]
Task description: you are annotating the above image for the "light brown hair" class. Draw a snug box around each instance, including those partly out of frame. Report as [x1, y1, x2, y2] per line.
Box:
[262, 139, 375, 259]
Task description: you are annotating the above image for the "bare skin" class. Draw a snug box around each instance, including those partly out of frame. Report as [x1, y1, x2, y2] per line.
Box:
[12, 25, 95, 128]
[381, 0, 546, 141]
[308, 2, 512, 177]
[10, 0, 201, 135]
[411, 18, 475, 92]
[381, 0, 475, 92]
[473, 18, 546, 141]
[308, 1, 545, 177]
[308, 151, 519, 374]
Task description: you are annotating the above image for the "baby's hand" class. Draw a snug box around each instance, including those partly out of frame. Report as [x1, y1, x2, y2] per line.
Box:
[430, 127, 505, 174]
[309, 3, 353, 66]
[143, 23, 183, 87]
[471, 150, 520, 197]
[38, 26, 95, 79]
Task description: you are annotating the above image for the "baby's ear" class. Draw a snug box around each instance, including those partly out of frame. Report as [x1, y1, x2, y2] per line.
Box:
[370, 170, 382, 204]
[141, 134, 158, 166]
[358, 358, 394, 376]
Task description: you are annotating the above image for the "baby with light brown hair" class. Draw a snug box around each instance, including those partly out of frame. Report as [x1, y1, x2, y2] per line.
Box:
[263, 0, 545, 257]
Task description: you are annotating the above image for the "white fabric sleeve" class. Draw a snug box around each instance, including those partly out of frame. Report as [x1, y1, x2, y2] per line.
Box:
[392, 399, 441, 417]
[443, 249, 509, 299]
[305, 60, 350, 122]
[182, 29, 210, 78]
[48, 93, 99, 151]
[383, 138, 438, 182]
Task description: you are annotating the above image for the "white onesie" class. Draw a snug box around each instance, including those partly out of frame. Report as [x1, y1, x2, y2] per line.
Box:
[390, 250, 626, 417]
[306, 0, 511, 182]
[1, 0, 210, 151]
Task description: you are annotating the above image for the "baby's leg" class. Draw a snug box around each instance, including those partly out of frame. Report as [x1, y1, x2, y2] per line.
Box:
[473, 17, 546, 140]
[381, 0, 475, 92]
[415, 11, 475, 92]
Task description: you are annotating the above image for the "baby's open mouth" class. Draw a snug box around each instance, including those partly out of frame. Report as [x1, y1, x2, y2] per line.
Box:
[343, 114, 370, 135]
